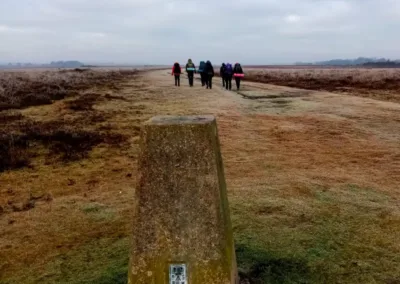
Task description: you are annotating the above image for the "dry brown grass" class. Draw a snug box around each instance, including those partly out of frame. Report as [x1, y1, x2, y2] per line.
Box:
[243, 68, 400, 103]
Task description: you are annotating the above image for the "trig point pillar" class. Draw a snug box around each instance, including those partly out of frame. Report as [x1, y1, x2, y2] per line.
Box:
[128, 115, 238, 284]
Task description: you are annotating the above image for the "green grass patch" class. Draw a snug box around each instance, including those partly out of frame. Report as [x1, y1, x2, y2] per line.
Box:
[81, 202, 116, 221]
[88, 264, 127, 284]
[81, 203, 106, 213]
[236, 244, 311, 284]
[230, 182, 400, 283]
[2, 237, 129, 284]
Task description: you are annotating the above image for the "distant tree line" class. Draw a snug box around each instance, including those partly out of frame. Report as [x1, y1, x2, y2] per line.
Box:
[362, 61, 400, 68]
[48, 61, 84, 67]
[0, 61, 84, 69]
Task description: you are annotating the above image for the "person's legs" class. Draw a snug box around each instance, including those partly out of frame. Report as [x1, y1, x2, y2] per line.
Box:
[235, 78, 240, 90]
[174, 75, 178, 86]
[222, 76, 225, 87]
[178, 75, 180, 86]
[201, 73, 205, 86]
[228, 76, 232, 90]
[209, 76, 213, 89]
[190, 74, 194, 86]
[225, 77, 229, 90]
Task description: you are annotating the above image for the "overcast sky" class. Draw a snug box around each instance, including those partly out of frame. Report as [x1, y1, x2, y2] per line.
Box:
[0, 0, 399, 64]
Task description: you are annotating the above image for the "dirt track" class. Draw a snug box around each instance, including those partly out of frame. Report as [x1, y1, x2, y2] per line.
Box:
[1, 69, 400, 283]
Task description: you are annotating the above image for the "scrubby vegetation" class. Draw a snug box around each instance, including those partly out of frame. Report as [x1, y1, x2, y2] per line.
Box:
[0, 69, 137, 110]
[244, 68, 400, 102]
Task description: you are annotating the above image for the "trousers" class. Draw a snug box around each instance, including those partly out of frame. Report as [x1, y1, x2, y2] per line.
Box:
[235, 77, 241, 90]
[225, 76, 232, 90]
[188, 72, 194, 86]
[174, 75, 180, 86]
[200, 73, 205, 86]
[206, 75, 213, 89]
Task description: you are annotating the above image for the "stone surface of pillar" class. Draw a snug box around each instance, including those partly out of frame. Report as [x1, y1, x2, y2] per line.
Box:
[128, 115, 238, 284]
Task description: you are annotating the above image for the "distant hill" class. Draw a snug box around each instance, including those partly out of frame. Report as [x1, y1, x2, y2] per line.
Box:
[0, 61, 84, 69]
[295, 57, 400, 66]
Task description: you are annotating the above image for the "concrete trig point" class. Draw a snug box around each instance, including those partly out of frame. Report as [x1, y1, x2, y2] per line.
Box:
[128, 115, 238, 284]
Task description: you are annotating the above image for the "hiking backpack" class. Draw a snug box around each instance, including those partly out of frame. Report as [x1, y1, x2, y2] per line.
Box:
[199, 61, 206, 72]
[225, 63, 233, 75]
[205, 61, 213, 75]
[220, 64, 226, 75]
[234, 63, 243, 73]
[187, 62, 195, 71]
[174, 63, 181, 73]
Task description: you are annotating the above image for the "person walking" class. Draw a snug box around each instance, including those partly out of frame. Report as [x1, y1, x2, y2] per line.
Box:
[198, 61, 206, 86]
[185, 59, 196, 87]
[204, 60, 214, 89]
[220, 63, 226, 88]
[224, 63, 233, 90]
[171, 62, 181, 86]
[233, 62, 244, 90]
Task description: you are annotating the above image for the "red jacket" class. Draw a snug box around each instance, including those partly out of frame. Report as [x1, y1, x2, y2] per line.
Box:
[172, 64, 181, 75]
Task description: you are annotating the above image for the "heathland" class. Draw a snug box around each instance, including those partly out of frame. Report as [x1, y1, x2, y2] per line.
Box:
[1, 67, 399, 283]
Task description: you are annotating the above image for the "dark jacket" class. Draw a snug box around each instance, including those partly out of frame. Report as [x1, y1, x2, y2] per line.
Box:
[233, 63, 244, 74]
[204, 61, 214, 76]
[220, 64, 226, 77]
[198, 61, 206, 73]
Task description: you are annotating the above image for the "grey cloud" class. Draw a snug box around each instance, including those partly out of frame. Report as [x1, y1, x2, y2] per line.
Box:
[0, 0, 399, 64]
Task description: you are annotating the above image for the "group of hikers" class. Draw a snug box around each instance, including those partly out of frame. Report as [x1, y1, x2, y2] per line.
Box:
[171, 59, 244, 90]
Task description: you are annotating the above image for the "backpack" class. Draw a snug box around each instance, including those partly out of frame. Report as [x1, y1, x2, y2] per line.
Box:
[199, 61, 205, 72]
[205, 61, 213, 75]
[225, 63, 233, 75]
[234, 63, 243, 73]
[220, 64, 226, 75]
[174, 63, 181, 73]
